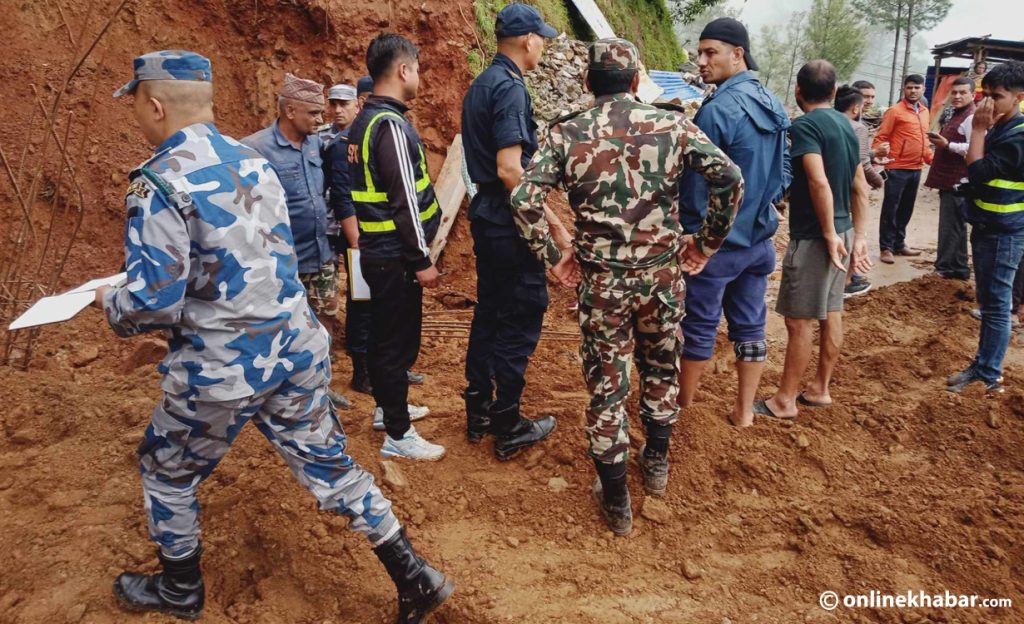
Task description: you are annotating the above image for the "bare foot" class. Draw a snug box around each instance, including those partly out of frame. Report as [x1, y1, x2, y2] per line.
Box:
[727, 410, 754, 427]
[800, 386, 833, 406]
[763, 395, 799, 419]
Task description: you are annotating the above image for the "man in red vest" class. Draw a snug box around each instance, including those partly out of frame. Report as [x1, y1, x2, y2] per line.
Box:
[925, 77, 977, 280]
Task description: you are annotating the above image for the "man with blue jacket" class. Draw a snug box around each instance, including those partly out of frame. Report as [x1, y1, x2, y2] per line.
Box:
[678, 18, 791, 427]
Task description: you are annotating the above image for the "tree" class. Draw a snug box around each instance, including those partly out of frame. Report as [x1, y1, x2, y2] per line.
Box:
[668, 0, 725, 24]
[673, 1, 740, 51]
[853, 0, 951, 104]
[756, 13, 807, 104]
[802, 0, 868, 82]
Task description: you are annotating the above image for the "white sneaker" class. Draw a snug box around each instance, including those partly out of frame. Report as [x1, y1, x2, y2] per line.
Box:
[380, 426, 446, 461]
[372, 404, 430, 431]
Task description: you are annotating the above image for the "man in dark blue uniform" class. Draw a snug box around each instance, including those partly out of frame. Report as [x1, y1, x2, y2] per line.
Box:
[460, 3, 565, 460]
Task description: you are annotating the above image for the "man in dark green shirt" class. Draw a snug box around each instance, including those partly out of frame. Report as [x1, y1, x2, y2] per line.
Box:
[755, 60, 872, 421]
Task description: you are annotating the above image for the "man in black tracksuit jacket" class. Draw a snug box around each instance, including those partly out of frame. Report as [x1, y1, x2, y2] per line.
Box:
[350, 34, 445, 461]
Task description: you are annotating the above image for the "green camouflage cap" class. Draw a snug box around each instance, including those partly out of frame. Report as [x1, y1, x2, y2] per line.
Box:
[588, 38, 640, 72]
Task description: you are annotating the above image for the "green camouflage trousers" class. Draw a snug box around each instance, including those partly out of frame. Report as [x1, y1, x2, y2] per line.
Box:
[300, 262, 340, 317]
[578, 263, 685, 464]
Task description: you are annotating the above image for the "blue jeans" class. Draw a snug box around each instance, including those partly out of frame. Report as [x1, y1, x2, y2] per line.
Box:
[971, 228, 1024, 382]
[682, 239, 776, 360]
[879, 169, 921, 252]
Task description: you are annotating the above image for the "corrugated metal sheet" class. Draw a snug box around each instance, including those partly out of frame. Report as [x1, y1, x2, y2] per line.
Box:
[648, 70, 704, 103]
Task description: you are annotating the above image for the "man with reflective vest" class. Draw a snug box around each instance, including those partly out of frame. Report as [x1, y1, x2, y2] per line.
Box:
[349, 33, 445, 461]
[948, 61, 1024, 394]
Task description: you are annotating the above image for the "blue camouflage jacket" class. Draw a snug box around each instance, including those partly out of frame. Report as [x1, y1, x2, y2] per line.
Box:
[102, 122, 329, 401]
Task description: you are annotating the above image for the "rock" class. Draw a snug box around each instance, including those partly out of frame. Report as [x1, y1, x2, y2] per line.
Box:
[795, 433, 810, 449]
[640, 498, 672, 524]
[681, 559, 703, 580]
[986, 412, 1001, 429]
[72, 345, 100, 367]
[523, 448, 546, 469]
[547, 476, 569, 492]
[506, 536, 519, 548]
[380, 461, 408, 489]
[123, 338, 168, 372]
[65, 603, 86, 623]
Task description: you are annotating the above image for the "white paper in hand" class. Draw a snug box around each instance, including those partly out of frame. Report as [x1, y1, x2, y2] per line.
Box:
[7, 272, 127, 330]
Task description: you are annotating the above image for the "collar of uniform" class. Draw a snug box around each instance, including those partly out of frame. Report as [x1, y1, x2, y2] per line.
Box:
[493, 53, 524, 79]
[272, 119, 308, 151]
[707, 70, 755, 101]
[365, 94, 409, 114]
[594, 92, 636, 107]
[149, 122, 216, 162]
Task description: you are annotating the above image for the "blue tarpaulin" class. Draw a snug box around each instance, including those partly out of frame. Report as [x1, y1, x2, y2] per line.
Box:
[648, 70, 704, 103]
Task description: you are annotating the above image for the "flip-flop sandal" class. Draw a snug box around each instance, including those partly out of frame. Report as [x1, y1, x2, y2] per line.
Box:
[797, 391, 832, 408]
[752, 399, 796, 421]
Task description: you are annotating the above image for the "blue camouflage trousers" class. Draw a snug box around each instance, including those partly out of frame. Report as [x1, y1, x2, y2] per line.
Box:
[139, 359, 399, 558]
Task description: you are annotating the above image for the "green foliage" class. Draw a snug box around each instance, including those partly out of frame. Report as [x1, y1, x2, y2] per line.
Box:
[593, 0, 687, 69]
[852, 0, 951, 32]
[802, 0, 868, 81]
[470, 0, 687, 73]
[473, 0, 573, 63]
[673, 1, 740, 53]
[667, 0, 724, 24]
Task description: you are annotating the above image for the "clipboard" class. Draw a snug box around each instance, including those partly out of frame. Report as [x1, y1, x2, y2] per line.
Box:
[347, 249, 371, 301]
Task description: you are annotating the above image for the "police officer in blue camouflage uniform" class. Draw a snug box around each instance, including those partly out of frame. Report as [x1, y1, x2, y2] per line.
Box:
[460, 3, 565, 460]
[96, 50, 452, 623]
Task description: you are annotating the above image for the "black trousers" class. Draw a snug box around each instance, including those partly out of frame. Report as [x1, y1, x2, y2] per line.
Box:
[879, 169, 921, 252]
[465, 218, 549, 410]
[935, 190, 971, 279]
[362, 256, 422, 439]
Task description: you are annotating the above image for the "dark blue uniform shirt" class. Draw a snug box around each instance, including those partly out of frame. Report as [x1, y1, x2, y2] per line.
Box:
[461, 53, 539, 226]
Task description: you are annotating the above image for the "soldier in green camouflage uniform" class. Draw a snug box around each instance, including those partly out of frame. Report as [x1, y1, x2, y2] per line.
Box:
[510, 38, 744, 535]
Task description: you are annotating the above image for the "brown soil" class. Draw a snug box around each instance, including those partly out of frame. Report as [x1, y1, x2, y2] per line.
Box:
[2, 2, 1024, 624]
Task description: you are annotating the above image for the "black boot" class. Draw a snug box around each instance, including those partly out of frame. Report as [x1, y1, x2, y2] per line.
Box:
[491, 403, 556, 461]
[464, 390, 494, 443]
[637, 422, 671, 496]
[351, 352, 372, 394]
[374, 528, 454, 624]
[593, 460, 632, 536]
[113, 544, 205, 621]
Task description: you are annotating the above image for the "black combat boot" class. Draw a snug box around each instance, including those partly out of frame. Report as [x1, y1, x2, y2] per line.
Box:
[464, 389, 494, 443]
[374, 528, 455, 624]
[351, 352, 373, 394]
[637, 421, 672, 496]
[490, 403, 556, 461]
[113, 544, 205, 621]
[593, 460, 632, 536]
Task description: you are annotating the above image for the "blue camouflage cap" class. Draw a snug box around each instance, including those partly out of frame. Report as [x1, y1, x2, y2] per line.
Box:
[495, 3, 558, 38]
[113, 50, 212, 98]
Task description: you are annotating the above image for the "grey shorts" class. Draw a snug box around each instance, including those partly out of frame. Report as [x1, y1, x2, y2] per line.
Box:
[775, 230, 854, 320]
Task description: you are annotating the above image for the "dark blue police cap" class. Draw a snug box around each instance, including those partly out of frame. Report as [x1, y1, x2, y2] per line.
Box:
[357, 76, 374, 95]
[495, 3, 558, 39]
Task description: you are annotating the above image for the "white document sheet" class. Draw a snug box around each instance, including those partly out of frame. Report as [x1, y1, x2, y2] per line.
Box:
[347, 249, 371, 301]
[7, 272, 128, 330]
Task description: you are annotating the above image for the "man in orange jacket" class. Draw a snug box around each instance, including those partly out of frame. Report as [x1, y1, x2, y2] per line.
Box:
[873, 73, 934, 264]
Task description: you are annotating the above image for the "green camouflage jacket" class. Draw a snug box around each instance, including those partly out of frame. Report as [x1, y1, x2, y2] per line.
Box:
[511, 93, 744, 271]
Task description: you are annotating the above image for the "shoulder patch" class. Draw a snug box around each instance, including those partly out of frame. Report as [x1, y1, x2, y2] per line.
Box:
[126, 179, 150, 199]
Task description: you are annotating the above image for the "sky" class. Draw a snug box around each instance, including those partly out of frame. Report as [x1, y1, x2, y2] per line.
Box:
[728, 0, 1024, 51]
[722, 0, 1023, 101]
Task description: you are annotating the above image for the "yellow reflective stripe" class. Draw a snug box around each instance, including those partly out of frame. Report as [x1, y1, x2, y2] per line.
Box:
[360, 111, 406, 196]
[974, 198, 1024, 213]
[986, 179, 1024, 191]
[358, 199, 440, 232]
[415, 176, 430, 192]
[351, 190, 388, 202]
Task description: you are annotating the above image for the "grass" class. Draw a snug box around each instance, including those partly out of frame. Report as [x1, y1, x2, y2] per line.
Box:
[471, 0, 575, 75]
[592, 0, 687, 69]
